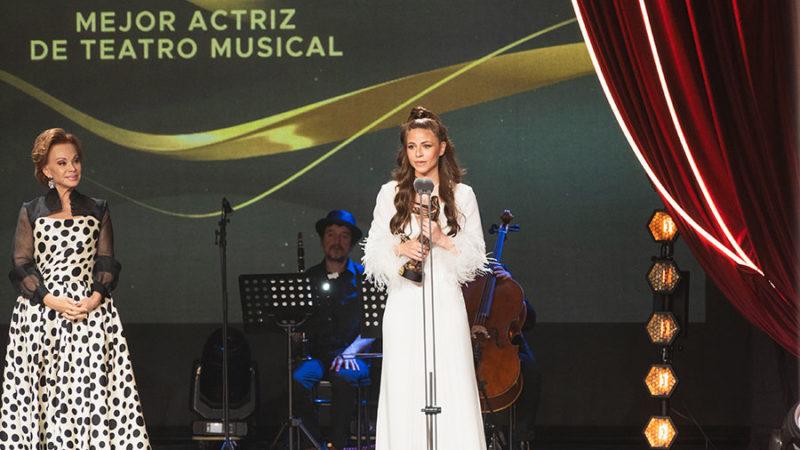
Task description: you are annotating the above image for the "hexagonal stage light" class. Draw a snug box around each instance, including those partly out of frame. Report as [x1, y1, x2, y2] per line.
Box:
[648, 210, 679, 242]
[647, 259, 681, 294]
[644, 364, 678, 397]
[644, 415, 677, 448]
[646, 312, 680, 345]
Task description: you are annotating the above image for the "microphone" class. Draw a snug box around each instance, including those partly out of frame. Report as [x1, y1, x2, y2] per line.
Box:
[297, 232, 305, 273]
[413, 177, 435, 195]
[221, 197, 234, 215]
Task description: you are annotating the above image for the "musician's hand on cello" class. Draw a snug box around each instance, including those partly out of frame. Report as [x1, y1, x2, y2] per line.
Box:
[493, 265, 512, 280]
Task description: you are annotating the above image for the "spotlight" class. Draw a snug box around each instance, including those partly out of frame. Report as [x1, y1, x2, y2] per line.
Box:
[769, 401, 800, 450]
[644, 416, 677, 448]
[647, 259, 682, 294]
[647, 210, 679, 243]
[191, 327, 257, 439]
[644, 364, 678, 398]
[646, 312, 680, 345]
[315, 276, 347, 302]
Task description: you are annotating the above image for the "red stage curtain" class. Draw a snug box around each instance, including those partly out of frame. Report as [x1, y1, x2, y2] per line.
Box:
[572, 0, 799, 355]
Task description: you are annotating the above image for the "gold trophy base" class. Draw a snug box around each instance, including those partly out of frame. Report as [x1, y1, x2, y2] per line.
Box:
[399, 259, 423, 282]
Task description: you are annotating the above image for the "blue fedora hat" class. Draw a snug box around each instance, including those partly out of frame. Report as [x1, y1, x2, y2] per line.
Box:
[315, 209, 362, 243]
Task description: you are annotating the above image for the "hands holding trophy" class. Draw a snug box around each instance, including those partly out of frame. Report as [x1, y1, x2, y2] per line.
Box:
[398, 196, 440, 282]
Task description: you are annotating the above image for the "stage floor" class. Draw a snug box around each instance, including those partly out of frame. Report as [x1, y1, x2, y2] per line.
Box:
[152, 443, 747, 450]
[149, 425, 750, 450]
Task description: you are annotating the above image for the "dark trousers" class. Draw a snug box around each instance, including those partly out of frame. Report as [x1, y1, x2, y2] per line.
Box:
[483, 345, 541, 445]
[293, 358, 370, 448]
[513, 351, 541, 443]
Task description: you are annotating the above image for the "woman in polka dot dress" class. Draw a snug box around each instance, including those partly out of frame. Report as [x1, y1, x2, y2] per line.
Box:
[2, 129, 151, 449]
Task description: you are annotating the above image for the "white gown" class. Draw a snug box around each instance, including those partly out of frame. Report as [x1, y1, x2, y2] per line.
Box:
[363, 181, 488, 450]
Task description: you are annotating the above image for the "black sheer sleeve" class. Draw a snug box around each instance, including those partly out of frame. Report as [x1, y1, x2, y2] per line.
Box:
[91, 206, 121, 298]
[8, 206, 48, 305]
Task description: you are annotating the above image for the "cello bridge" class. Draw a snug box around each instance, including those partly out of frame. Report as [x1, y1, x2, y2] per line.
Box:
[470, 325, 490, 340]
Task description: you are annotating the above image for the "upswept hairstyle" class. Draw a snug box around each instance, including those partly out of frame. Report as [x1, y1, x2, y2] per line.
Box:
[31, 128, 82, 186]
[390, 106, 465, 237]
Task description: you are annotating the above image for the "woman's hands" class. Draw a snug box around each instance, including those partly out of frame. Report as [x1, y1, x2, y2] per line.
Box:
[422, 219, 455, 252]
[44, 294, 88, 320]
[76, 292, 103, 315]
[43, 291, 103, 320]
[395, 238, 428, 261]
[395, 220, 455, 260]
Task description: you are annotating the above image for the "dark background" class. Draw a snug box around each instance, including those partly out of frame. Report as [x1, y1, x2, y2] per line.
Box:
[0, 0, 779, 447]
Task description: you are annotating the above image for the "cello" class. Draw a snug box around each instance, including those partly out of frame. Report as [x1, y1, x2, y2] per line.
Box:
[462, 210, 526, 412]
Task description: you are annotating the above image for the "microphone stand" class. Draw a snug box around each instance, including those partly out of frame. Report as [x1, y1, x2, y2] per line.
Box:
[215, 198, 235, 449]
[418, 187, 441, 450]
[297, 232, 305, 273]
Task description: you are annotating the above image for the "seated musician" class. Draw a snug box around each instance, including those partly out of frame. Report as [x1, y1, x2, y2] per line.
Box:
[489, 265, 541, 450]
[293, 209, 375, 450]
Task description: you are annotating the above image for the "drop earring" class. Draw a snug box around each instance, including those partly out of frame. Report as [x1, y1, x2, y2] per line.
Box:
[48, 178, 55, 189]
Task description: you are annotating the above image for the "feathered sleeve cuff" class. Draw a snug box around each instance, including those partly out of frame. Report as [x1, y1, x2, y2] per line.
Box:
[436, 184, 489, 285]
[362, 182, 405, 291]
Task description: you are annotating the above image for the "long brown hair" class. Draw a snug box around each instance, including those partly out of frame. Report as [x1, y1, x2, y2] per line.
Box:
[390, 106, 465, 236]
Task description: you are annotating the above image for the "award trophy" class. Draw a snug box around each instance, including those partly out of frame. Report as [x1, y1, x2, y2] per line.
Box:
[399, 196, 440, 282]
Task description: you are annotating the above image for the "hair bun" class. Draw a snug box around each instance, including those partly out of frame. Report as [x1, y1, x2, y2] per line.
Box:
[408, 106, 435, 121]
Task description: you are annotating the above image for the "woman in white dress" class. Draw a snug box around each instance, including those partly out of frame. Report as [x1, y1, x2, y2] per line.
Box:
[363, 106, 488, 449]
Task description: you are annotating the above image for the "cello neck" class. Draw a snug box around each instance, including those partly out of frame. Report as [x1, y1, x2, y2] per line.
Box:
[491, 227, 508, 267]
[476, 211, 514, 322]
[490, 209, 514, 268]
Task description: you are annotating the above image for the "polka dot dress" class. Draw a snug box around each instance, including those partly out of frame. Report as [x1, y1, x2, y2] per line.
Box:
[0, 217, 150, 449]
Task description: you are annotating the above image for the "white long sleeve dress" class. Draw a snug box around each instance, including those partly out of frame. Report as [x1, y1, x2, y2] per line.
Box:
[363, 180, 488, 450]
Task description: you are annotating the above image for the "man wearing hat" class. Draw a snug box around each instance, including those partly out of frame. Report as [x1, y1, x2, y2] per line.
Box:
[293, 210, 374, 450]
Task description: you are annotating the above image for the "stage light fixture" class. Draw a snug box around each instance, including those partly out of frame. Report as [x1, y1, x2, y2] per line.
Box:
[648, 210, 679, 243]
[769, 401, 800, 450]
[644, 416, 677, 448]
[644, 364, 678, 397]
[646, 312, 680, 345]
[643, 208, 687, 449]
[191, 327, 257, 439]
[647, 259, 681, 294]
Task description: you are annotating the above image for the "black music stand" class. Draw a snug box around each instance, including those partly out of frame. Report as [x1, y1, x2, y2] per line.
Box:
[359, 278, 387, 339]
[238, 273, 322, 450]
[353, 279, 387, 449]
